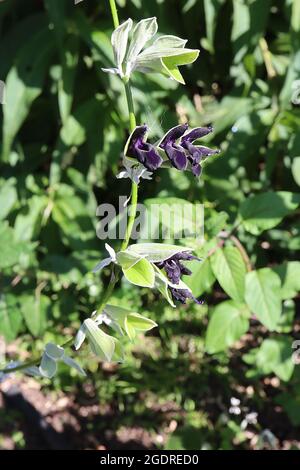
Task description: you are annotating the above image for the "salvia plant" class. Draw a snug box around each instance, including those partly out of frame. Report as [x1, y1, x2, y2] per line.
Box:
[0, 0, 219, 379]
[1, 0, 300, 394]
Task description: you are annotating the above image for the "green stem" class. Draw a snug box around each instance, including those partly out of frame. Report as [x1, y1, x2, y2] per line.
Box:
[109, 0, 119, 29]
[121, 181, 138, 250]
[124, 79, 137, 131]
[97, 3, 139, 299]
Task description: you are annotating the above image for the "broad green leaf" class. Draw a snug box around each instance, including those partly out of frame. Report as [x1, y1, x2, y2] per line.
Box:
[245, 269, 281, 330]
[126, 243, 192, 263]
[123, 258, 155, 288]
[45, 0, 77, 124]
[84, 318, 116, 361]
[161, 50, 199, 84]
[206, 300, 250, 354]
[210, 246, 246, 302]
[58, 35, 79, 125]
[0, 178, 17, 220]
[256, 337, 294, 382]
[116, 250, 143, 269]
[272, 261, 300, 299]
[0, 222, 26, 269]
[104, 304, 131, 321]
[240, 191, 300, 235]
[0, 294, 22, 341]
[232, 0, 271, 63]
[14, 195, 48, 242]
[203, 0, 225, 52]
[2, 27, 54, 161]
[275, 300, 295, 334]
[20, 294, 49, 337]
[292, 157, 300, 186]
[60, 114, 86, 147]
[124, 313, 157, 340]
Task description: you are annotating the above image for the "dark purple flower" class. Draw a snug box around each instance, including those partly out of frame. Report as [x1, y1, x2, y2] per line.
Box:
[170, 288, 203, 305]
[159, 124, 220, 177]
[159, 124, 188, 171]
[127, 125, 163, 171]
[155, 251, 202, 305]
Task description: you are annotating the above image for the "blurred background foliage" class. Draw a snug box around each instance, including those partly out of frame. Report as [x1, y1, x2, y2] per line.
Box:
[0, 0, 300, 450]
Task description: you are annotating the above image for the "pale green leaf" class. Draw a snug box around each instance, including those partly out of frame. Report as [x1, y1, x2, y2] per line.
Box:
[126, 243, 192, 263]
[292, 157, 300, 186]
[127, 17, 158, 66]
[210, 246, 246, 302]
[111, 18, 132, 74]
[39, 354, 57, 379]
[206, 300, 250, 353]
[123, 257, 155, 288]
[272, 261, 300, 300]
[245, 269, 281, 330]
[0, 178, 17, 220]
[84, 318, 116, 361]
[240, 191, 300, 235]
[45, 343, 64, 361]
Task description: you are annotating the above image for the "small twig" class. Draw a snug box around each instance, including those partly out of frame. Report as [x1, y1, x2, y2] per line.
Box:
[206, 223, 241, 258]
[230, 235, 252, 272]
[259, 37, 276, 79]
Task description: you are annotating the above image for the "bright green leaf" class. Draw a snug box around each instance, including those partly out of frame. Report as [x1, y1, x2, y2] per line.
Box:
[123, 258, 155, 288]
[210, 246, 246, 302]
[206, 300, 250, 353]
[245, 268, 281, 330]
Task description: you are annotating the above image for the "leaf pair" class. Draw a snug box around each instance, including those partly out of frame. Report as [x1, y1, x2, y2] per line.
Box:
[74, 305, 157, 360]
[28, 343, 86, 379]
[104, 17, 199, 84]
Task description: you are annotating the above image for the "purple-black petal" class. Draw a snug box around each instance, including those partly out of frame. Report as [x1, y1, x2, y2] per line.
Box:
[160, 124, 188, 149]
[135, 143, 163, 171]
[165, 143, 187, 170]
[127, 125, 148, 156]
[182, 141, 203, 163]
[193, 146, 220, 157]
[192, 163, 202, 177]
[127, 125, 163, 171]
[170, 288, 192, 304]
[164, 259, 181, 285]
[170, 288, 203, 305]
[181, 126, 213, 144]
[174, 252, 199, 262]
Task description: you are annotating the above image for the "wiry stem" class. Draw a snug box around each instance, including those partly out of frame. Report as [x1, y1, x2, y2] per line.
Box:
[98, 1, 139, 301]
[109, 0, 119, 29]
